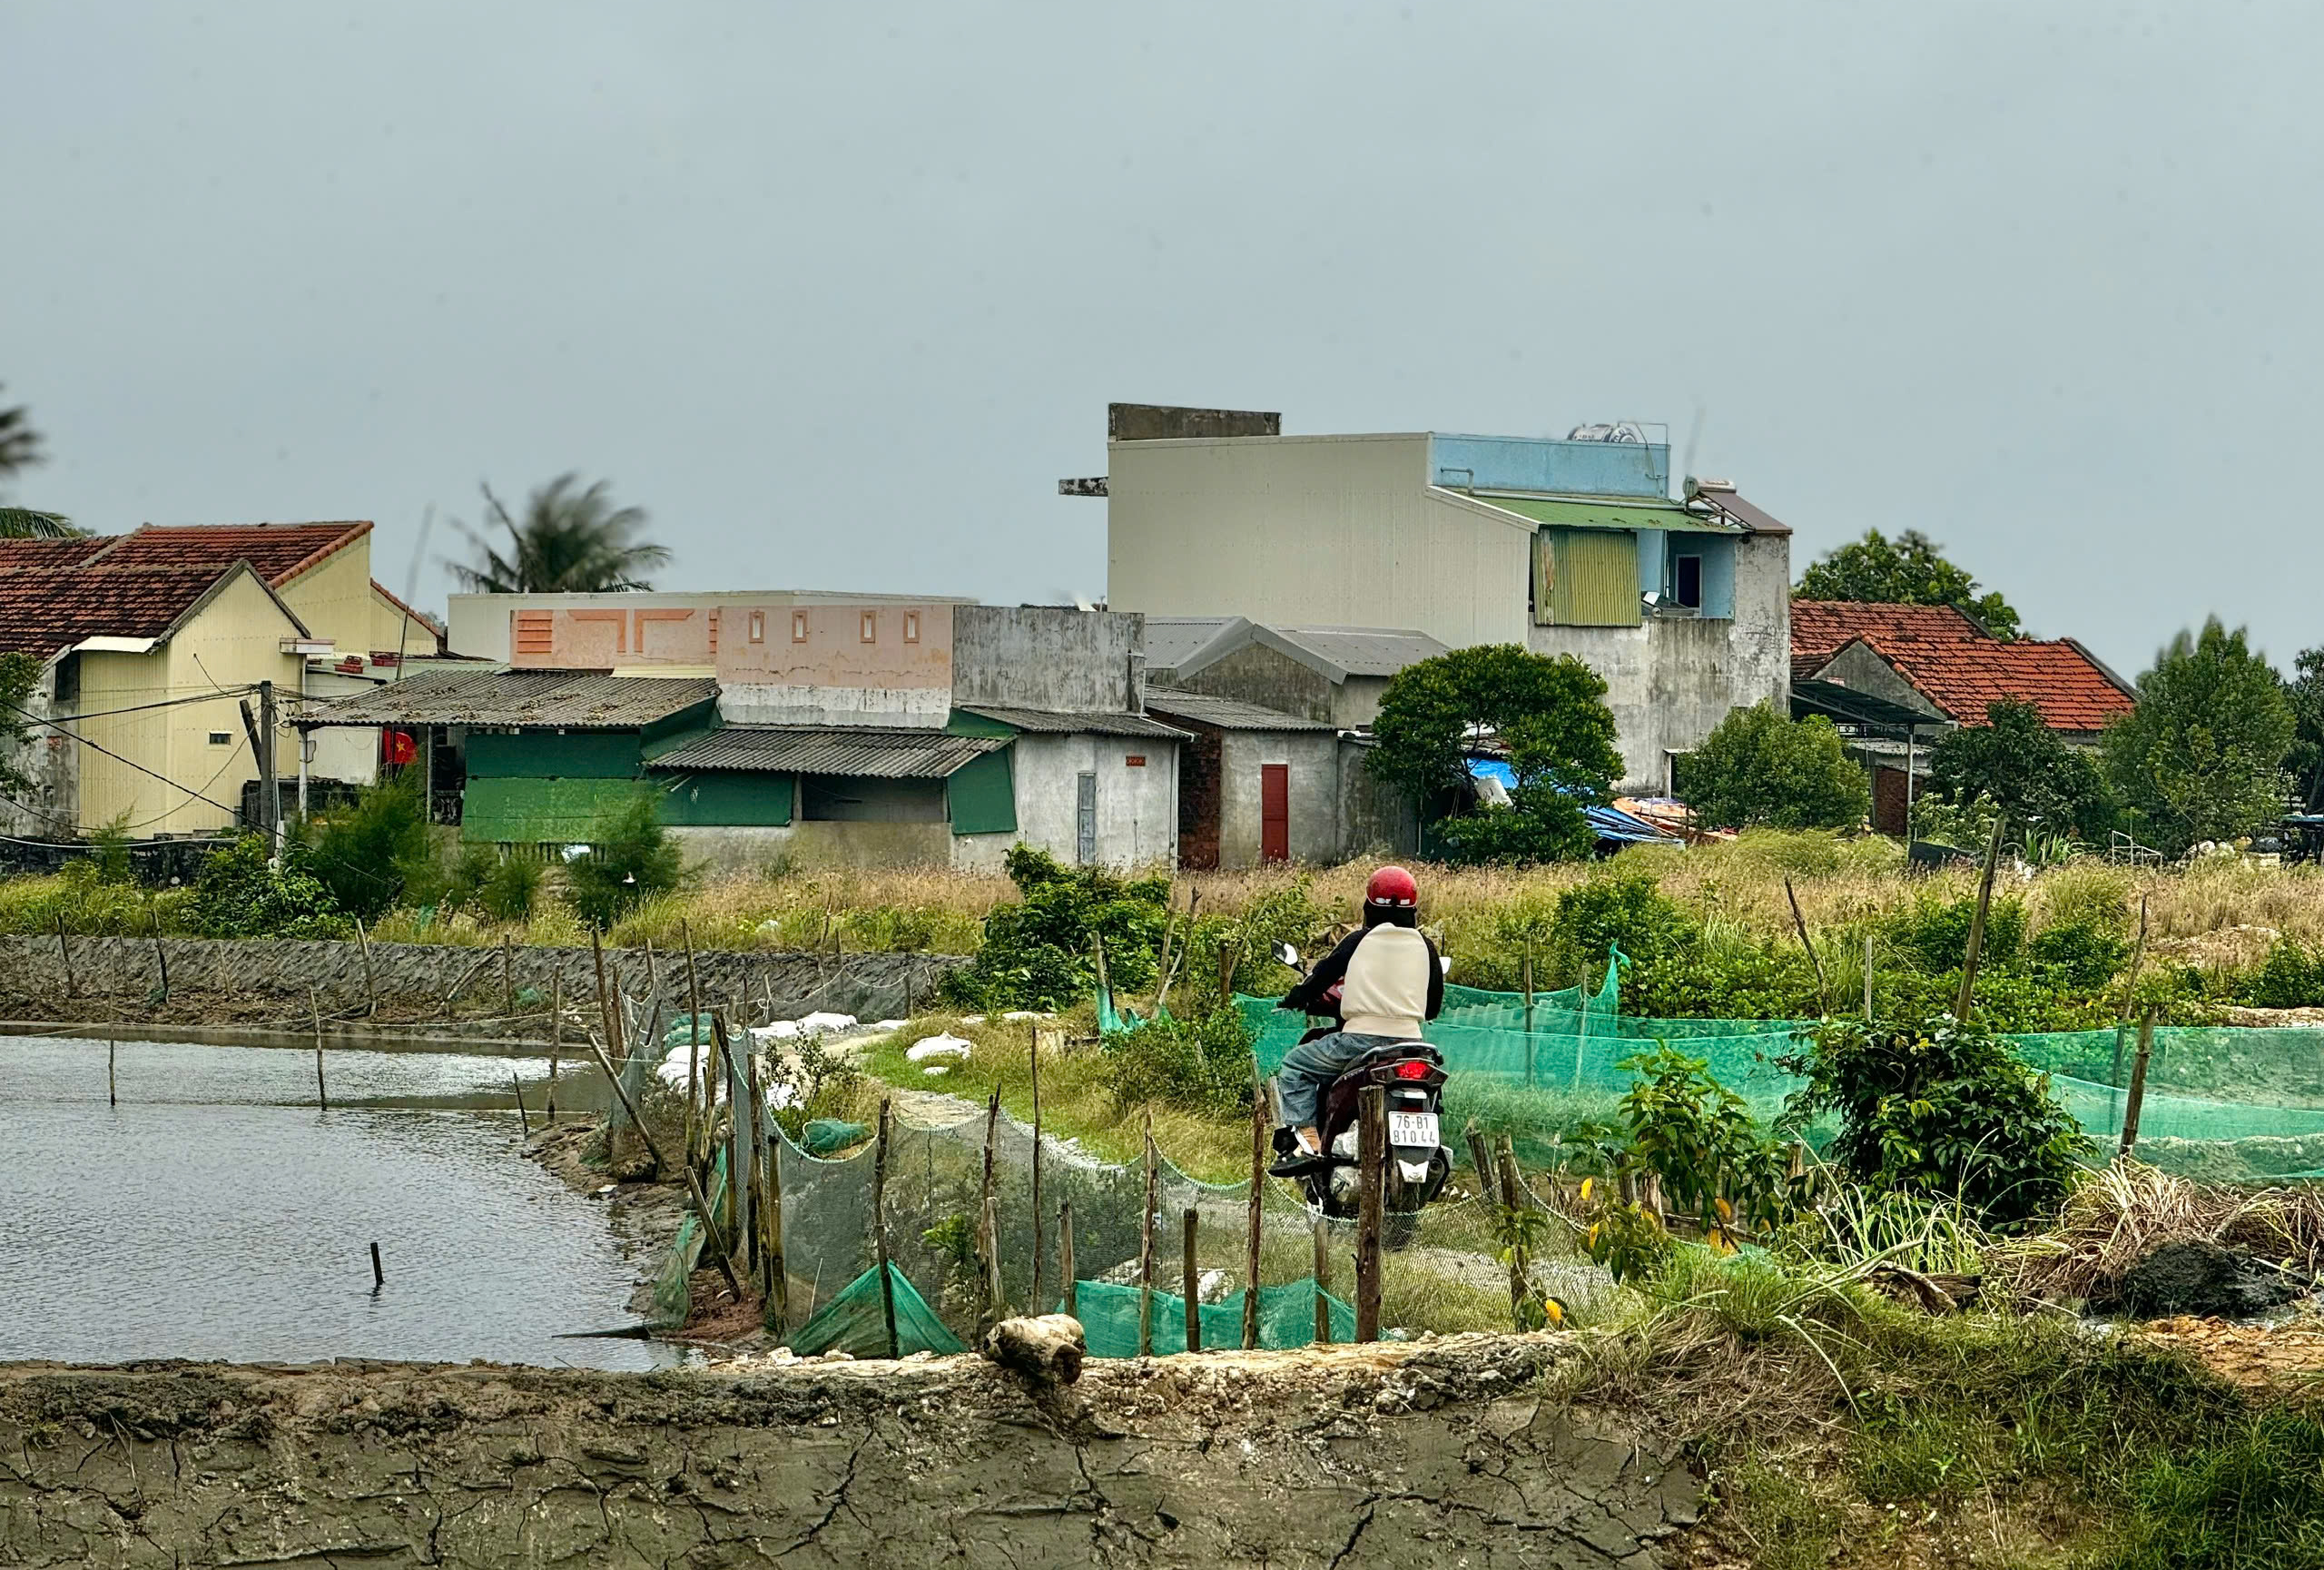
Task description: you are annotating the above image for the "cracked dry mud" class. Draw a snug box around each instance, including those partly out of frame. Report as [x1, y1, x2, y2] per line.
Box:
[0, 1332, 1699, 1567]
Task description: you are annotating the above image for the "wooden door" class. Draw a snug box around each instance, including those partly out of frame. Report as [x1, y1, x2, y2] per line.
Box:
[1260, 764, 1290, 864]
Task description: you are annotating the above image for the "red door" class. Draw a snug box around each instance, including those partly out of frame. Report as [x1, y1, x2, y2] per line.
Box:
[1260, 764, 1290, 864]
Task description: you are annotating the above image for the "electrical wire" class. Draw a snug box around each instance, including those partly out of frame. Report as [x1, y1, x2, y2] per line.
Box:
[0, 698, 244, 816]
[12, 685, 261, 724]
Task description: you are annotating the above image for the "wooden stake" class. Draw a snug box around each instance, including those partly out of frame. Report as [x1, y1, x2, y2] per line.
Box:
[980, 1082, 1004, 1328]
[1059, 1200, 1077, 1318]
[106, 1035, 116, 1107]
[1138, 1110, 1157, 1357]
[744, 1021, 766, 1273]
[1521, 945, 1535, 1034]
[2119, 1008, 2156, 1158]
[1495, 1134, 1530, 1329]
[546, 970, 561, 1124]
[1355, 1085, 1385, 1343]
[872, 1096, 900, 1358]
[501, 933, 514, 1017]
[683, 919, 705, 1170]
[55, 913, 74, 1001]
[1182, 1208, 1202, 1352]
[150, 908, 169, 1002]
[581, 1027, 743, 1301]
[1784, 878, 1828, 1015]
[354, 916, 376, 1017]
[1312, 1218, 1332, 1346]
[764, 1118, 788, 1334]
[1864, 929, 1875, 1021]
[1245, 1067, 1266, 1351]
[1954, 819, 2005, 1020]
[511, 1071, 530, 1137]
[1029, 1026, 1045, 1311]
[1465, 1122, 1497, 1217]
[309, 985, 328, 1111]
[370, 1241, 383, 1292]
[714, 1011, 746, 1249]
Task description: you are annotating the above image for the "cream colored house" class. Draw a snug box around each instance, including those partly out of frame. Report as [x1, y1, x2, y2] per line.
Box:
[0, 522, 441, 840]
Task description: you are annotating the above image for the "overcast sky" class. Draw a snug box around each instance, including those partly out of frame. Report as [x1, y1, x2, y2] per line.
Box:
[1, 3, 2311, 675]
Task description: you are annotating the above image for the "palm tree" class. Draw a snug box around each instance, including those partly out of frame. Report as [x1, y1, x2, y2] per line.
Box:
[0, 386, 78, 538]
[448, 473, 670, 593]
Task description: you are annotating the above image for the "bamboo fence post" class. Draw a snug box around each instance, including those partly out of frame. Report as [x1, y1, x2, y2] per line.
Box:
[1245, 1066, 1266, 1350]
[1059, 1200, 1077, 1319]
[1864, 929, 1875, 1021]
[501, 933, 514, 1017]
[511, 1071, 530, 1137]
[683, 920, 705, 1170]
[1784, 878, 1828, 1015]
[872, 1097, 900, 1358]
[714, 1011, 746, 1249]
[1954, 819, 2005, 1020]
[354, 917, 376, 1016]
[150, 908, 169, 1002]
[309, 985, 328, 1111]
[1312, 1218, 1332, 1346]
[763, 1118, 788, 1334]
[54, 913, 74, 1001]
[107, 1035, 116, 1107]
[1029, 1026, 1045, 1310]
[980, 1082, 1004, 1329]
[1138, 1111, 1157, 1357]
[2119, 1008, 2157, 1157]
[1464, 1123, 1497, 1216]
[546, 970, 561, 1124]
[2111, 894, 2152, 1126]
[1183, 1208, 1202, 1352]
[578, 1029, 743, 1301]
[1355, 1086, 1385, 1343]
[744, 1022, 766, 1272]
[1495, 1133, 1531, 1328]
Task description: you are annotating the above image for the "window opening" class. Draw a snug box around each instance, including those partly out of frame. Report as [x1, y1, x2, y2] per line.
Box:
[1674, 554, 1703, 609]
[861, 610, 878, 644]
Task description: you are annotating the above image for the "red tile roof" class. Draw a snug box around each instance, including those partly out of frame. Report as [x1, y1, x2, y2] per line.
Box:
[0, 566, 271, 660]
[75, 521, 372, 585]
[1790, 600, 1986, 680]
[1866, 636, 2137, 734]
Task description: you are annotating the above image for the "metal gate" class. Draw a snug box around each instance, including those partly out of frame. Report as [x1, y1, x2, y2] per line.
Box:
[1076, 772, 1098, 864]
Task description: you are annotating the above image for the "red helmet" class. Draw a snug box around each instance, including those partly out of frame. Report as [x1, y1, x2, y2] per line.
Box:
[1364, 865, 1419, 911]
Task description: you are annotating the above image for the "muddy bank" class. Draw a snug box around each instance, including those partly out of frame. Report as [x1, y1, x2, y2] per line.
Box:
[0, 1334, 1697, 1568]
[0, 935, 962, 1032]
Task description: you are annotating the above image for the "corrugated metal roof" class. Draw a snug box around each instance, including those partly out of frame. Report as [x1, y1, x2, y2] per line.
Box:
[1142, 690, 1335, 731]
[1140, 617, 1236, 671]
[649, 726, 1005, 778]
[1698, 491, 1792, 537]
[1468, 494, 1740, 535]
[960, 706, 1192, 739]
[296, 668, 719, 729]
[1265, 626, 1447, 679]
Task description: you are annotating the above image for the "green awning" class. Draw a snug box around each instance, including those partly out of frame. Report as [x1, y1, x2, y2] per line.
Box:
[1465, 494, 1740, 534]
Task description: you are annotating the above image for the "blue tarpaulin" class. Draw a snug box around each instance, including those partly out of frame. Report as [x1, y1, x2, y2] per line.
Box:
[1465, 759, 1675, 844]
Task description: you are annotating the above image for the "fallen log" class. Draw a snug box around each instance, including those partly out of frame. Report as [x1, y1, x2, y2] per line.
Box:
[983, 1314, 1087, 1385]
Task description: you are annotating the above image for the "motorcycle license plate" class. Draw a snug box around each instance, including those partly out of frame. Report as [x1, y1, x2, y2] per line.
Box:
[1387, 1111, 1440, 1148]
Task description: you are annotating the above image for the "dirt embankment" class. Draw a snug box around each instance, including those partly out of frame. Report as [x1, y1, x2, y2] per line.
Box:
[0, 1335, 1698, 1568]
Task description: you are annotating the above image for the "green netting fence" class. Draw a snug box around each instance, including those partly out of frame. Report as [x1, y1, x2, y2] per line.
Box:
[1068, 1279, 1355, 1358]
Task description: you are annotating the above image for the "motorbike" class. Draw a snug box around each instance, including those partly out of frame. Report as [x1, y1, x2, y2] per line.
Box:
[1265, 941, 1455, 1224]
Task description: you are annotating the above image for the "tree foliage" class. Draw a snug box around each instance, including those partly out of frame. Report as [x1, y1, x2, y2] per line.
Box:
[189, 836, 351, 939]
[0, 385, 43, 482]
[448, 472, 670, 593]
[942, 844, 1170, 1010]
[1678, 703, 1869, 831]
[1927, 698, 2115, 842]
[2288, 646, 2324, 812]
[563, 795, 685, 929]
[1367, 644, 1623, 864]
[1795, 528, 2022, 639]
[2101, 618, 2293, 855]
[303, 773, 436, 920]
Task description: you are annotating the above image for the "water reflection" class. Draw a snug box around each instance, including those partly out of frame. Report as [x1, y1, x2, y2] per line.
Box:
[0, 1035, 675, 1371]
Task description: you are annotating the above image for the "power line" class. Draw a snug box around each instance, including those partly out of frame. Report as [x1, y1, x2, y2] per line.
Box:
[14, 685, 261, 725]
[0, 698, 244, 817]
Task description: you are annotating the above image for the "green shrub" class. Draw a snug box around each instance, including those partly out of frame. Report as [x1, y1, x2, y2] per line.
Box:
[2027, 919, 2131, 991]
[1781, 1015, 2093, 1230]
[88, 812, 135, 885]
[5, 860, 157, 935]
[563, 795, 684, 930]
[2245, 937, 2324, 1010]
[1677, 703, 1870, 831]
[942, 845, 1169, 1011]
[1105, 1004, 1257, 1116]
[187, 835, 352, 939]
[480, 850, 546, 923]
[1546, 863, 1698, 988]
[1616, 1045, 1799, 1236]
[1883, 891, 2025, 973]
[304, 774, 435, 920]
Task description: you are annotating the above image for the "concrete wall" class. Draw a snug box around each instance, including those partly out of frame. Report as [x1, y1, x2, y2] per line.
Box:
[982, 732, 1178, 872]
[1339, 738, 1421, 857]
[1209, 728, 1340, 866]
[0, 657, 74, 838]
[1106, 434, 1533, 650]
[1813, 640, 1948, 721]
[446, 589, 957, 665]
[950, 605, 1141, 714]
[1157, 644, 1336, 724]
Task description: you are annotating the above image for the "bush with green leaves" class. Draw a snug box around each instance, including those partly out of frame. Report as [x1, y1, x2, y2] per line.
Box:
[2102, 617, 2296, 856]
[1545, 862, 1697, 989]
[1616, 1044, 1800, 1237]
[1678, 703, 1870, 833]
[446, 844, 547, 923]
[2244, 937, 2324, 1010]
[1927, 698, 2117, 843]
[1881, 890, 2025, 973]
[563, 795, 684, 929]
[188, 834, 352, 940]
[2025, 919, 2130, 992]
[942, 844, 1170, 1011]
[303, 773, 435, 920]
[1105, 1003, 1257, 1116]
[1780, 1015, 2093, 1230]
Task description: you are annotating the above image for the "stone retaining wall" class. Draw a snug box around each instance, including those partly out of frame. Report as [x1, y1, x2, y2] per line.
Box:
[0, 934, 966, 1023]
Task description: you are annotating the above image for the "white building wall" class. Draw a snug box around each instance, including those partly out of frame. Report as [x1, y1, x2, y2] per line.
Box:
[954, 734, 1179, 873]
[1106, 435, 1532, 649]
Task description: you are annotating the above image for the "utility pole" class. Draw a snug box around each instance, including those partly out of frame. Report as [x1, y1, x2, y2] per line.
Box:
[257, 680, 282, 856]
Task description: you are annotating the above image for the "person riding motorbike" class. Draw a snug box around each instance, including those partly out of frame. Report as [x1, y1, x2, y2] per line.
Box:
[1267, 865, 1443, 1177]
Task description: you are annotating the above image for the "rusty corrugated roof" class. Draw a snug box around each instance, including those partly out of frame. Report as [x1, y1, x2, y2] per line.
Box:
[295, 668, 718, 729]
[649, 726, 1005, 778]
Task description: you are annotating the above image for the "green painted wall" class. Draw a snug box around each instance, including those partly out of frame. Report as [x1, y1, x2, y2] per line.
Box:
[945, 746, 1016, 834]
[659, 771, 793, 826]
[463, 777, 655, 844]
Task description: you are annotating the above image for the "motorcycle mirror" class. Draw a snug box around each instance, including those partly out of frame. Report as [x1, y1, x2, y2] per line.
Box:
[1272, 941, 1301, 969]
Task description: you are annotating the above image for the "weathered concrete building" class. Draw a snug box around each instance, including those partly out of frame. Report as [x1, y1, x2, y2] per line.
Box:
[1142, 618, 1445, 728]
[1140, 691, 1340, 868]
[1089, 404, 1794, 793]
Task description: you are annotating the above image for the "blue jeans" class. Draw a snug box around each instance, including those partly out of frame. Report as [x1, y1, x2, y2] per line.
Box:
[1275, 1032, 1404, 1131]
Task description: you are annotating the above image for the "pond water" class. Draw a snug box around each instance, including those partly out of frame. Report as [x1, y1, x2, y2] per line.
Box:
[0, 1034, 679, 1371]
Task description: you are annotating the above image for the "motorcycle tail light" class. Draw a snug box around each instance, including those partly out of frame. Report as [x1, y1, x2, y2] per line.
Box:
[1393, 1060, 1431, 1081]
